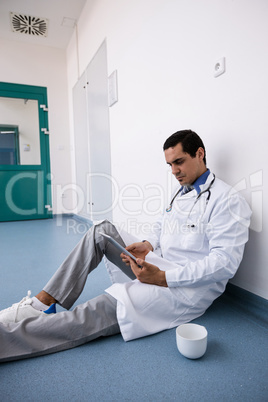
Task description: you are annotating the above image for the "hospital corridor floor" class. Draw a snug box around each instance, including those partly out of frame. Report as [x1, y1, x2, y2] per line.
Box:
[0, 216, 267, 401]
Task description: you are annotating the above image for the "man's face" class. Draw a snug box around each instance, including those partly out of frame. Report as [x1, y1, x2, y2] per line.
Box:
[164, 143, 206, 186]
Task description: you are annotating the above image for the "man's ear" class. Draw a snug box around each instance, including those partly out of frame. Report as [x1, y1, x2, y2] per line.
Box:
[196, 147, 205, 161]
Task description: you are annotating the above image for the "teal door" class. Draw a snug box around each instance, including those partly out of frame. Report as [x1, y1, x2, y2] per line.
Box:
[0, 82, 52, 221]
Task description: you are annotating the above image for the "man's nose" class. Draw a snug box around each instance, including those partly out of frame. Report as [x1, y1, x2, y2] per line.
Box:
[171, 164, 180, 175]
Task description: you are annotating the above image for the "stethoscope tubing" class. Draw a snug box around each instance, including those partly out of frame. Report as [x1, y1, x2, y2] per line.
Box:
[166, 174, 216, 213]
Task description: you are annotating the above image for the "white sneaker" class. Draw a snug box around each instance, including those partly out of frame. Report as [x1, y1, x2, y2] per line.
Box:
[0, 291, 55, 324]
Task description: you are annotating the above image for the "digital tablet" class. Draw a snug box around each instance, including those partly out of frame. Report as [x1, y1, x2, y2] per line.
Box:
[99, 232, 139, 264]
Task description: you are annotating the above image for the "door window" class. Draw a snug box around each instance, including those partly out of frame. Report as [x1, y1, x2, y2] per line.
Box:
[0, 97, 40, 165]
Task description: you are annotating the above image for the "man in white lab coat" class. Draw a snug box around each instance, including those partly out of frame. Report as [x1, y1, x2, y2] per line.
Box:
[0, 130, 251, 361]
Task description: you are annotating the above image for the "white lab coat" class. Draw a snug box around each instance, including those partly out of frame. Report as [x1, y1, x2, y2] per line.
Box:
[105, 173, 251, 341]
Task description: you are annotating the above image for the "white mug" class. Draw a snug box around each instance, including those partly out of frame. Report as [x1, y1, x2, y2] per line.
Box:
[176, 323, 208, 359]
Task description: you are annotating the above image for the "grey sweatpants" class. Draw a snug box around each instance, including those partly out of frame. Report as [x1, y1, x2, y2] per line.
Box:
[0, 220, 135, 362]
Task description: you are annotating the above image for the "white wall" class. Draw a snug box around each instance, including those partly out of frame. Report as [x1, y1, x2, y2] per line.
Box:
[67, 0, 268, 299]
[0, 38, 73, 213]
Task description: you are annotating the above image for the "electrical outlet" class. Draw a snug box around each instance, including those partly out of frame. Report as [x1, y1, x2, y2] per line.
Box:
[214, 57, 226, 77]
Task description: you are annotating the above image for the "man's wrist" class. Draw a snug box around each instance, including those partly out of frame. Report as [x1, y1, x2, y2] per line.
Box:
[142, 240, 154, 252]
[157, 270, 168, 287]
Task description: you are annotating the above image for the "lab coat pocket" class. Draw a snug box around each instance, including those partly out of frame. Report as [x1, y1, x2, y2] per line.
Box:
[180, 227, 205, 251]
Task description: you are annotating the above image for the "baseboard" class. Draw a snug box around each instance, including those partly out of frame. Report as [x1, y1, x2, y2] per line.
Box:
[69, 213, 93, 225]
[53, 213, 93, 225]
[222, 283, 268, 327]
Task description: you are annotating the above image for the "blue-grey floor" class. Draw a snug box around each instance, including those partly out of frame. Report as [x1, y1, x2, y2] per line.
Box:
[0, 216, 267, 402]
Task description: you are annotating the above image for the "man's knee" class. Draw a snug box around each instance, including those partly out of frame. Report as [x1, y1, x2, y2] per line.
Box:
[94, 220, 125, 247]
[94, 220, 118, 236]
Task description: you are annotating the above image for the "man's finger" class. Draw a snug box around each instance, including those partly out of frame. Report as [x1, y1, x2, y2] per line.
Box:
[124, 255, 142, 274]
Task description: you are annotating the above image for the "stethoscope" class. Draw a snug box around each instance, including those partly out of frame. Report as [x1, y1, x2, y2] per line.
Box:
[166, 174, 216, 227]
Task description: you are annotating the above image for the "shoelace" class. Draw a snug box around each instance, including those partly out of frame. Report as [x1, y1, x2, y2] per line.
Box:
[2, 290, 32, 322]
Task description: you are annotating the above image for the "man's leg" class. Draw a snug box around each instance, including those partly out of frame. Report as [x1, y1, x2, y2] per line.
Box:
[0, 220, 132, 362]
[0, 293, 119, 362]
[0, 220, 131, 324]
[42, 220, 135, 310]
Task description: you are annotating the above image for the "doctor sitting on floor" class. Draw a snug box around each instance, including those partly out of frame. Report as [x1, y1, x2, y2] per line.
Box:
[0, 129, 251, 362]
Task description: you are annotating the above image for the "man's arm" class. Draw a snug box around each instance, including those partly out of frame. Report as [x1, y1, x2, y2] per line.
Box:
[165, 192, 251, 288]
[144, 214, 163, 251]
[123, 255, 168, 287]
[123, 190, 251, 289]
[120, 241, 153, 263]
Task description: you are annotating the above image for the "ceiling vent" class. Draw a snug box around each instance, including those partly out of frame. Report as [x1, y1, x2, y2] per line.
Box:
[10, 12, 48, 37]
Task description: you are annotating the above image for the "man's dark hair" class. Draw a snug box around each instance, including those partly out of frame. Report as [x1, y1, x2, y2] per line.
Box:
[163, 129, 206, 165]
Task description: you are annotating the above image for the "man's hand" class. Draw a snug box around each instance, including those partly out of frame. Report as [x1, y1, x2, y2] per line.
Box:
[120, 241, 153, 265]
[123, 255, 168, 287]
